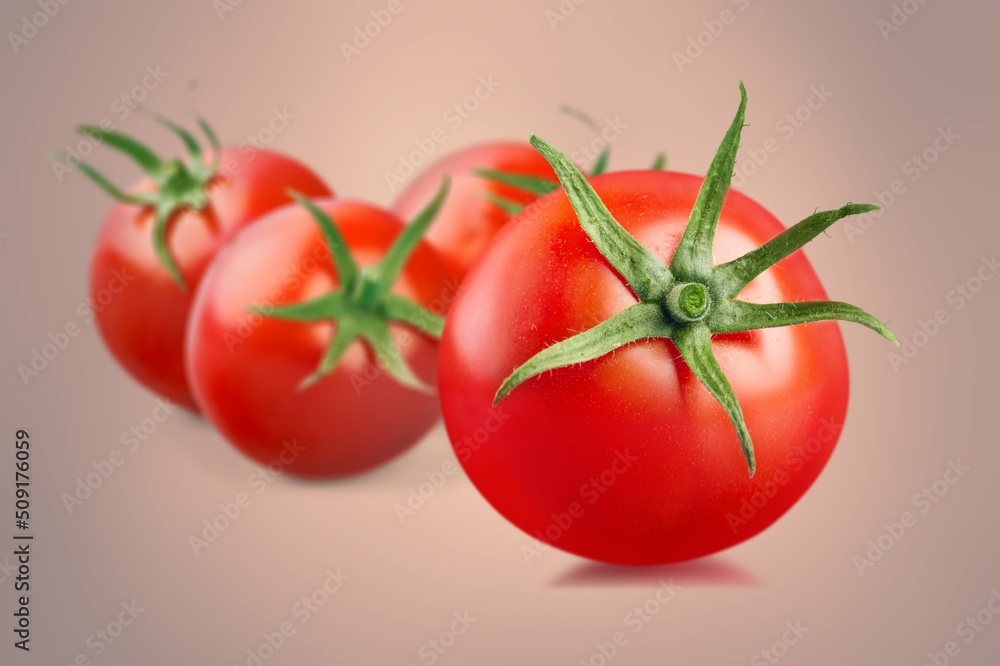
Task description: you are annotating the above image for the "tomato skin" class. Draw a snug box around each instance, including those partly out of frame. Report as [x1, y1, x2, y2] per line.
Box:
[392, 142, 556, 281]
[186, 199, 452, 478]
[89, 148, 331, 411]
[439, 170, 849, 565]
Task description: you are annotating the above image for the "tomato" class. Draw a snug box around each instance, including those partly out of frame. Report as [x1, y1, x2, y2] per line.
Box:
[392, 142, 556, 280]
[187, 189, 453, 478]
[81, 120, 331, 410]
[438, 85, 896, 565]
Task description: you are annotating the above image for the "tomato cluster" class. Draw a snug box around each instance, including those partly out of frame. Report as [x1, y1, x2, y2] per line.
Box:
[76, 84, 896, 564]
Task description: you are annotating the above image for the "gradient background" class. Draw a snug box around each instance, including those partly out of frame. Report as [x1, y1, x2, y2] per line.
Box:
[2, 0, 998, 664]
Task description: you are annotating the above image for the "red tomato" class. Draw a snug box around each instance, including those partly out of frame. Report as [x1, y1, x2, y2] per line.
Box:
[88, 141, 330, 411]
[392, 142, 556, 280]
[439, 170, 853, 565]
[186, 199, 453, 478]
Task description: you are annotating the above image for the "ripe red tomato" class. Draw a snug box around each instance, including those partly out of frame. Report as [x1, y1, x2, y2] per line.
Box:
[438, 86, 895, 565]
[82, 122, 331, 411]
[440, 171, 845, 564]
[392, 142, 556, 280]
[187, 195, 454, 478]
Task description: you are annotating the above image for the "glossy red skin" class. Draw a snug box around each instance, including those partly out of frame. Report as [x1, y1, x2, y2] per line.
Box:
[392, 142, 557, 281]
[187, 200, 452, 478]
[439, 171, 850, 565]
[90, 148, 331, 411]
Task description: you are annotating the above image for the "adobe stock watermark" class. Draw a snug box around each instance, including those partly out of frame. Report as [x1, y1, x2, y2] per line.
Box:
[500, 115, 620, 236]
[224, 242, 331, 352]
[751, 620, 809, 665]
[54, 600, 144, 664]
[188, 439, 306, 556]
[236, 567, 350, 666]
[405, 611, 477, 666]
[340, 0, 416, 62]
[213, 0, 246, 21]
[877, 0, 932, 41]
[731, 85, 834, 188]
[888, 254, 998, 372]
[208, 106, 297, 188]
[521, 449, 639, 566]
[842, 126, 960, 243]
[568, 116, 627, 173]
[16, 268, 136, 387]
[578, 580, 681, 666]
[384, 75, 502, 193]
[51, 65, 171, 182]
[0, 557, 16, 586]
[853, 459, 969, 576]
[393, 405, 511, 524]
[922, 587, 1000, 666]
[7, 0, 74, 54]
[725, 417, 840, 534]
[673, 0, 754, 73]
[61, 398, 177, 515]
[545, 0, 589, 30]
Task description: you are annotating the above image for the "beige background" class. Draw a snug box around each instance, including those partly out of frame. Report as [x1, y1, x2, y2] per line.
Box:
[2, 0, 998, 664]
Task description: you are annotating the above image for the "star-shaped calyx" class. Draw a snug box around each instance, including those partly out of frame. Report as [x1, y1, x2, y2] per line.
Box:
[65, 117, 223, 289]
[260, 180, 450, 392]
[493, 82, 898, 476]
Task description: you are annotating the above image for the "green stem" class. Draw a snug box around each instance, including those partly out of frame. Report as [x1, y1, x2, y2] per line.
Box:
[494, 83, 897, 476]
[665, 283, 710, 323]
[259, 181, 451, 392]
[75, 116, 224, 288]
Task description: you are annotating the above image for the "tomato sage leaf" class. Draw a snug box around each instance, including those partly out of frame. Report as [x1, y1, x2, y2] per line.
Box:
[361, 320, 434, 394]
[300, 318, 360, 389]
[529, 134, 674, 302]
[494, 303, 673, 404]
[152, 115, 203, 162]
[672, 323, 756, 475]
[152, 202, 186, 291]
[709, 300, 897, 344]
[77, 126, 165, 175]
[383, 293, 445, 338]
[289, 192, 359, 291]
[375, 177, 450, 298]
[474, 168, 558, 196]
[670, 81, 747, 283]
[713, 203, 880, 298]
[480, 192, 524, 215]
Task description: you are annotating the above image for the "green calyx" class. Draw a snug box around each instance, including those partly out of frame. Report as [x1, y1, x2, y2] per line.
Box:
[67, 117, 223, 289]
[473, 106, 670, 215]
[260, 179, 450, 392]
[493, 82, 899, 477]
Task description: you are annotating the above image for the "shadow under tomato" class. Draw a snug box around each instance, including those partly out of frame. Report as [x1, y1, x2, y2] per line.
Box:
[278, 420, 461, 489]
[552, 556, 760, 587]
